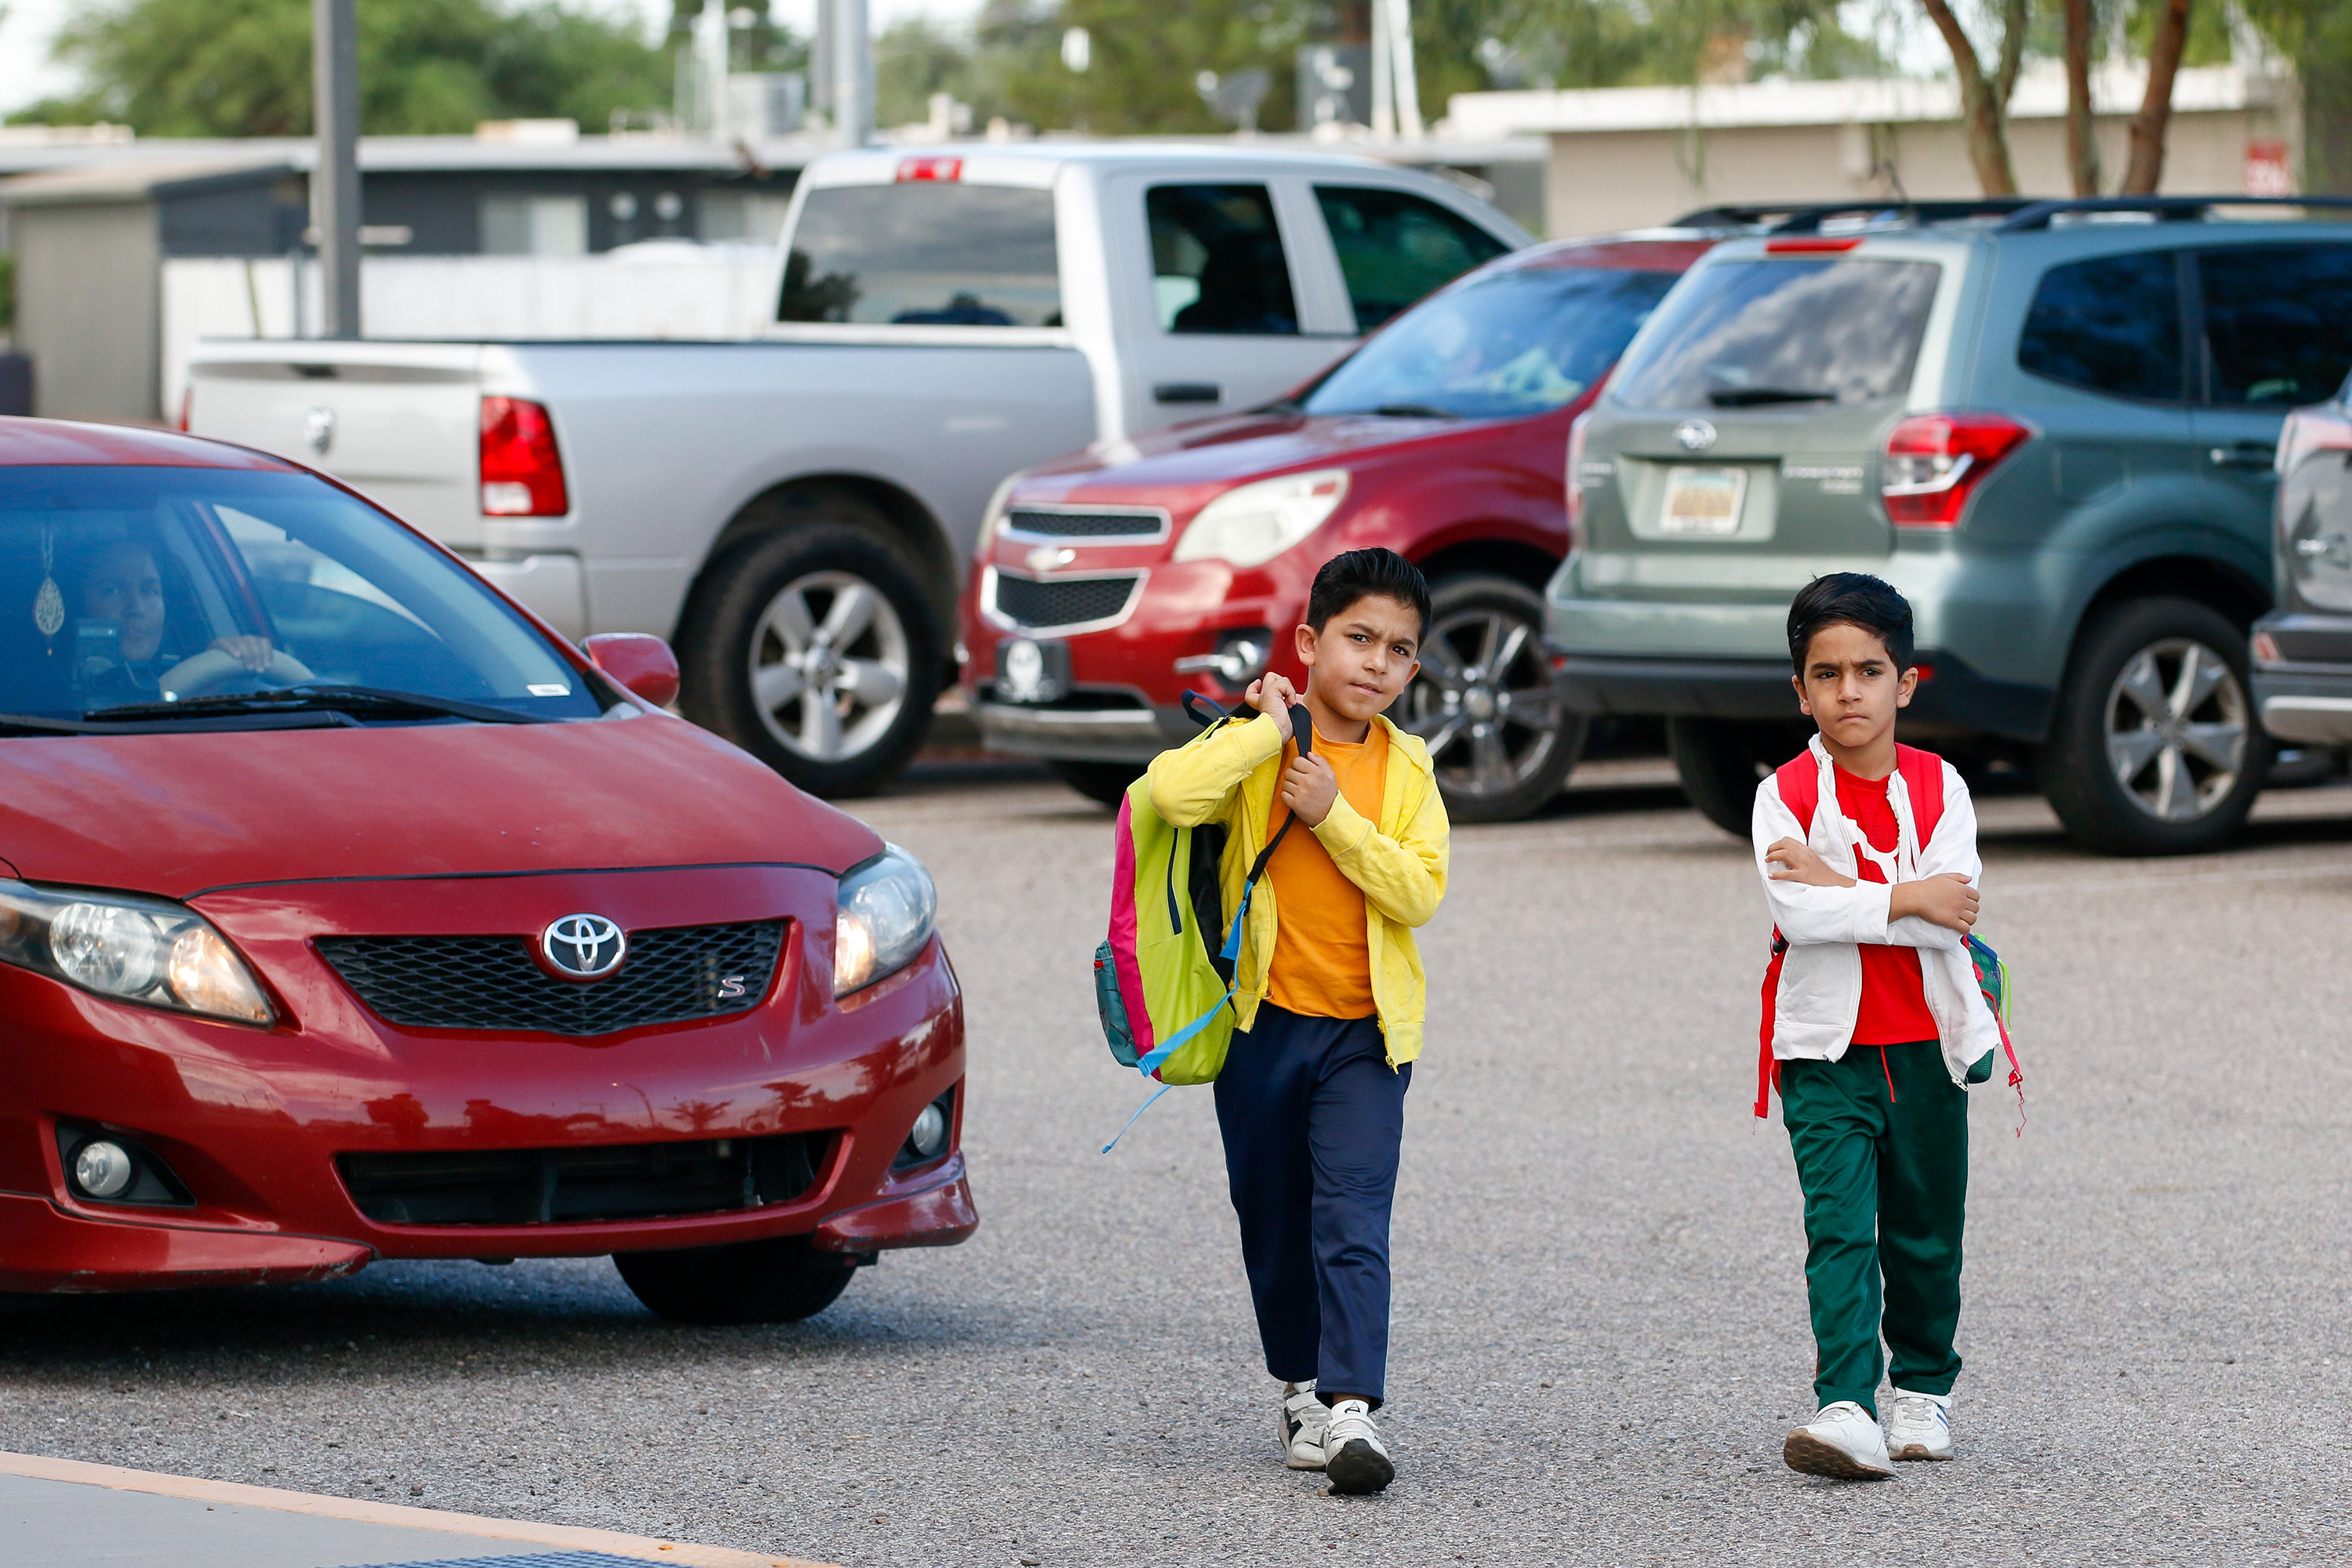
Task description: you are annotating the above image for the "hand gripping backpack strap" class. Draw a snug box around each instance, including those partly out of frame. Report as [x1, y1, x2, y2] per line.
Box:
[1756, 754, 1818, 1120]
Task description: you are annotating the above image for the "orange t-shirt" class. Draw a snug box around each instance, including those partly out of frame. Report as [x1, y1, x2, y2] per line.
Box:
[1265, 725, 1388, 1020]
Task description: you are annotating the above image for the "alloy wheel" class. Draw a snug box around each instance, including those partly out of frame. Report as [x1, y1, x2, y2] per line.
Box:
[748, 570, 910, 763]
[2102, 636, 2249, 822]
[1403, 606, 1565, 803]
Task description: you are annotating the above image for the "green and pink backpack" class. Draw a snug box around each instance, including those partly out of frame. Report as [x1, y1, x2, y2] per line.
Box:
[1093, 695, 1308, 1149]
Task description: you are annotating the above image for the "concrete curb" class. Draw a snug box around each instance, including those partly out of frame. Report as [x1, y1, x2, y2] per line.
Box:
[0, 1450, 837, 1568]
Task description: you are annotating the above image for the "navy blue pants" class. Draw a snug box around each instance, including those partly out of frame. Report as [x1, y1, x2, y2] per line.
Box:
[1213, 1002, 1411, 1406]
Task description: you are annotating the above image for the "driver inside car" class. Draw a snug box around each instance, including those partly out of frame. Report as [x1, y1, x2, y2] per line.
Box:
[74, 538, 313, 706]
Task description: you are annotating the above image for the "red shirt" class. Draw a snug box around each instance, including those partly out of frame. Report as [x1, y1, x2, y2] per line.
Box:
[1833, 765, 1940, 1046]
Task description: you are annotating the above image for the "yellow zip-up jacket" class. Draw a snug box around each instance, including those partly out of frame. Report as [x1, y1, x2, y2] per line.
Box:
[1145, 710, 1449, 1067]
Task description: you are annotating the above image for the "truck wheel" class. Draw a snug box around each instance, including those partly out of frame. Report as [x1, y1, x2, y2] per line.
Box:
[1048, 759, 1143, 807]
[1403, 575, 1584, 823]
[680, 521, 941, 797]
[613, 1236, 858, 1324]
[1668, 717, 1808, 835]
[2039, 597, 2268, 855]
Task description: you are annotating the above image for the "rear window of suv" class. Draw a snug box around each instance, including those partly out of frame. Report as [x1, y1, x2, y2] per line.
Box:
[778, 183, 1061, 327]
[1610, 256, 1940, 411]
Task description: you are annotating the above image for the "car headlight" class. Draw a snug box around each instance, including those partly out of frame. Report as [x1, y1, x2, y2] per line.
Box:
[978, 474, 1022, 548]
[1171, 469, 1350, 568]
[834, 844, 938, 996]
[0, 880, 272, 1024]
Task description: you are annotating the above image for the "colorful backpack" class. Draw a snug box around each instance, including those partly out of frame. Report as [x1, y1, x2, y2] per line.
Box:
[1094, 695, 1308, 1150]
[1755, 744, 2024, 1130]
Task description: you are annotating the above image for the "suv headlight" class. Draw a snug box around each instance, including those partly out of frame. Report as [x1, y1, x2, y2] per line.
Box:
[1171, 469, 1349, 568]
[834, 844, 938, 996]
[0, 880, 272, 1024]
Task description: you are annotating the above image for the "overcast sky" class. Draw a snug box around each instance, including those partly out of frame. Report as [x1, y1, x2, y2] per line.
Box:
[0, 0, 985, 121]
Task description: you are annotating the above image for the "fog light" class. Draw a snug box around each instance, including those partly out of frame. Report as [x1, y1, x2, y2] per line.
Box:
[906, 1102, 949, 1162]
[73, 1138, 135, 1200]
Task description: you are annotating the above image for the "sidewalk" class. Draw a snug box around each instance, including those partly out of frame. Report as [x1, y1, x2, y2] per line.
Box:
[0, 1451, 833, 1568]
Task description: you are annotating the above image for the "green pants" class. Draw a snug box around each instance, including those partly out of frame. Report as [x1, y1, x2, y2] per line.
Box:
[1780, 1040, 1965, 1417]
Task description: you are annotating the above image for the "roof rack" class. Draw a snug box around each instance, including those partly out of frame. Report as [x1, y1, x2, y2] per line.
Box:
[1995, 194, 2352, 230]
[1668, 200, 2036, 234]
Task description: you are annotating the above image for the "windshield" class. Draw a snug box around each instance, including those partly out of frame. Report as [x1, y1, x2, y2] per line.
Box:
[0, 466, 601, 726]
[1300, 266, 1682, 419]
[1610, 256, 1941, 410]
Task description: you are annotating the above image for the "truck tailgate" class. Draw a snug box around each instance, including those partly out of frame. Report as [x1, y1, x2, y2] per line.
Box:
[185, 342, 485, 549]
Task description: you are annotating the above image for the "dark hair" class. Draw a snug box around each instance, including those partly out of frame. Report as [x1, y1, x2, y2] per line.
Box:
[1788, 572, 1915, 673]
[1307, 547, 1432, 640]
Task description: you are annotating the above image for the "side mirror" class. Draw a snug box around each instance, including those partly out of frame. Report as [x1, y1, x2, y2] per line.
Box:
[584, 633, 680, 710]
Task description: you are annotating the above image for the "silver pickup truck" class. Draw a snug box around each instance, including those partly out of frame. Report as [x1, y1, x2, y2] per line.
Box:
[186, 143, 1527, 793]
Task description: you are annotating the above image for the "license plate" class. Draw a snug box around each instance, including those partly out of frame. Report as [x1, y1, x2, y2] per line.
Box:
[995, 638, 1069, 703]
[1661, 466, 1748, 535]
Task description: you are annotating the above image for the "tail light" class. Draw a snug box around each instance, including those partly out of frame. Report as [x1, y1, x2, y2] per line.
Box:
[480, 396, 569, 517]
[1564, 407, 1594, 541]
[176, 387, 191, 433]
[1882, 412, 2033, 527]
[2277, 405, 2352, 476]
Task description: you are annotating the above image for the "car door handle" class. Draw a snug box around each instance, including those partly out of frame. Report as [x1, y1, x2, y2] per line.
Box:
[2209, 441, 2277, 470]
[1153, 382, 1221, 405]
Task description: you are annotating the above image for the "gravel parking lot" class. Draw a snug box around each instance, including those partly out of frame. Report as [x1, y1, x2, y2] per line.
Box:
[5, 759, 2352, 1566]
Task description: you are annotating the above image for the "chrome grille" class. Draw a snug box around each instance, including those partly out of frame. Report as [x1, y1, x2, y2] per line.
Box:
[1005, 507, 1167, 541]
[315, 920, 786, 1036]
[989, 572, 1141, 632]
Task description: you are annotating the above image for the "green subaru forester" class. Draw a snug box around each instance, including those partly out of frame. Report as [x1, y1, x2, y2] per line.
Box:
[1548, 197, 2352, 855]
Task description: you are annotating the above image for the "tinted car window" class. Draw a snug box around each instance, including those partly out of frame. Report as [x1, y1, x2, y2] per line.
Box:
[1314, 186, 1511, 332]
[1611, 258, 1940, 410]
[1302, 265, 1679, 419]
[1148, 184, 1298, 336]
[2198, 245, 2352, 405]
[777, 184, 1062, 326]
[2016, 252, 2183, 401]
[0, 466, 599, 723]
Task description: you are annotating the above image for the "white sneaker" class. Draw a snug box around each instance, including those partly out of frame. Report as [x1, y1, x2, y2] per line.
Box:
[1321, 1398, 1394, 1494]
[1885, 1389, 1955, 1461]
[1280, 1381, 1328, 1470]
[1783, 1400, 1897, 1479]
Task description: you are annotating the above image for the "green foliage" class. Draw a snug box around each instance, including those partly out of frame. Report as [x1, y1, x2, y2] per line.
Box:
[13, 0, 670, 136]
[0, 250, 14, 336]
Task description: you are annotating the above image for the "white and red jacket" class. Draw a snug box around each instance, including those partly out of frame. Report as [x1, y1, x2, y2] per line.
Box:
[1751, 735, 2002, 1091]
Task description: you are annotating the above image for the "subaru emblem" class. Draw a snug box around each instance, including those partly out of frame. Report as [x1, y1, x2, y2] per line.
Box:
[541, 913, 626, 979]
[303, 405, 336, 456]
[1674, 419, 1717, 452]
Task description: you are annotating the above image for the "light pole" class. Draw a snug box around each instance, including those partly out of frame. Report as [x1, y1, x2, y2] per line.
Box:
[311, 0, 361, 337]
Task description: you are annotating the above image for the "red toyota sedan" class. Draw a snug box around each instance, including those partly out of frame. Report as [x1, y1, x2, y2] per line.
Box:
[0, 419, 972, 1319]
[962, 232, 1714, 822]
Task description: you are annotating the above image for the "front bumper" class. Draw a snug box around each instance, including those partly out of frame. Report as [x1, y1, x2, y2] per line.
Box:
[1552, 648, 2053, 742]
[2253, 611, 2352, 745]
[0, 867, 974, 1294]
[972, 697, 1195, 763]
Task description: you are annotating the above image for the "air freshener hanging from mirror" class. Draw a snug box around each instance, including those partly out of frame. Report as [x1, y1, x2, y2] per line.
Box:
[33, 525, 63, 646]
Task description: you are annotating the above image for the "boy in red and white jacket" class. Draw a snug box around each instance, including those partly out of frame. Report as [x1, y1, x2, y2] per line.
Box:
[1755, 572, 2004, 1480]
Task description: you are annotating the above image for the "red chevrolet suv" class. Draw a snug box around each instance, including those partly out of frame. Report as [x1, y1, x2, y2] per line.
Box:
[0, 418, 971, 1318]
[961, 232, 1714, 821]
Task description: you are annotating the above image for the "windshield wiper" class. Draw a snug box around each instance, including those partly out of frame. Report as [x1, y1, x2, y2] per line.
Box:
[86, 684, 543, 727]
[1371, 402, 1465, 419]
[1708, 387, 1838, 407]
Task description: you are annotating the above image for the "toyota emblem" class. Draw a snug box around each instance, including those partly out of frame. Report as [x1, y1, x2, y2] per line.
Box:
[1673, 419, 1718, 452]
[542, 913, 626, 979]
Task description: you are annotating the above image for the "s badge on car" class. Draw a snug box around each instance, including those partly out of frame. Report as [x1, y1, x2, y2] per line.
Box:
[303, 406, 337, 456]
[542, 913, 626, 979]
[1673, 419, 1717, 452]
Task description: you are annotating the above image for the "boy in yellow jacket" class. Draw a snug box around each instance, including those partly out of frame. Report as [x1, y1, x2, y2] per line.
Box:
[1145, 547, 1450, 1495]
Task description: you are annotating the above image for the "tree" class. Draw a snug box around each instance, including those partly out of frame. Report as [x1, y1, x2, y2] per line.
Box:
[2061, 0, 2099, 195]
[14, 0, 669, 136]
[1915, 0, 2029, 195]
[2118, 0, 2192, 194]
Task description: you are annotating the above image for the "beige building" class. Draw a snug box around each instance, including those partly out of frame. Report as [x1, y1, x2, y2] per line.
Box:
[1445, 64, 2299, 239]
